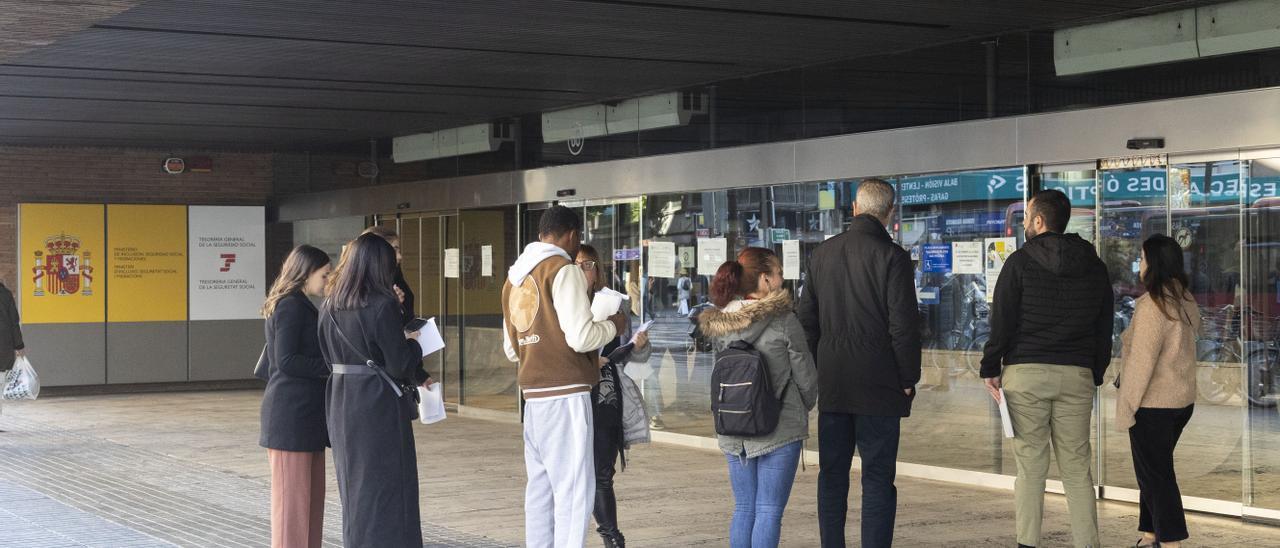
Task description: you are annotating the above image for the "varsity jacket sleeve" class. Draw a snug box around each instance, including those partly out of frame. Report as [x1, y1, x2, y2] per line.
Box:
[981, 253, 1024, 378]
[551, 264, 618, 353]
[886, 248, 922, 388]
[502, 327, 518, 363]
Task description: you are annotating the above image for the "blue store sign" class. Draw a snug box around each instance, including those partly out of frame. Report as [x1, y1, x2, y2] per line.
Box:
[893, 168, 1026, 206]
[1044, 169, 1280, 207]
[921, 244, 951, 273]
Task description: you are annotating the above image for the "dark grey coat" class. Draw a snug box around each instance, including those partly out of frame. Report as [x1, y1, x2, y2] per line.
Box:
[259, 291, 329, 452]
[319, 294, 427, 548]
[0, 282, 24, 371]
[699, 290, 819, 459]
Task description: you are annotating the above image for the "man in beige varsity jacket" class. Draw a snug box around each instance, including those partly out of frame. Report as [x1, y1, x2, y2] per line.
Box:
[502, 205, 625, 548]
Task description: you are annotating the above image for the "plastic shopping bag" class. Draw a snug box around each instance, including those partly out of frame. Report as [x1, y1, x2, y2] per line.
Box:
[417, 383, 446, 425]
[3, 356, 40, 401]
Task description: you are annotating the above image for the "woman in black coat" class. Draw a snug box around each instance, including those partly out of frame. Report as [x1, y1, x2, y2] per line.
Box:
[259, 245, 332, 548]
[320, 233, 433, 548]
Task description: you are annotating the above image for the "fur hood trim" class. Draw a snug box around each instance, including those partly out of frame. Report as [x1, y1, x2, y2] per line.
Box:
[697, 290, 793, 338]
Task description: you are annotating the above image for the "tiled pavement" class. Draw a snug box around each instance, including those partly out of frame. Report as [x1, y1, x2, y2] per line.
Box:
[6, 390, 1280, 546]
[0, 413, 513, 548]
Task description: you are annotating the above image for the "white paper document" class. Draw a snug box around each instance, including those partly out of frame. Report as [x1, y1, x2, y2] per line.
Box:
[630, 320, 654, 344]
[481, 245, 493, 277]
[417, 383, 446, 424]
[697, 238, 728, 276]
[414, 317, 446, 358]
[952, 241, 983, 274]
[782, 240, 801, 280]
[444, 248, 460, 278]
[649, 242, 677, 278]
[591, 287, 629, 321]
[998, 389, 1015, 438]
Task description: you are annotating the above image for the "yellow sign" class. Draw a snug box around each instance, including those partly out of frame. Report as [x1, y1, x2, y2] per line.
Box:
[20, 204, 106, 324]
[108, 205, 188, 322]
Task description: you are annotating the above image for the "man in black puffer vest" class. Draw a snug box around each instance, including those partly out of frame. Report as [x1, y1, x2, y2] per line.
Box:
[981, 189, 1113, 548]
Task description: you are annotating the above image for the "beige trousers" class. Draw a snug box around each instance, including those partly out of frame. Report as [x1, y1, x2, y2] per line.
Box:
[268, 449, 326, 548]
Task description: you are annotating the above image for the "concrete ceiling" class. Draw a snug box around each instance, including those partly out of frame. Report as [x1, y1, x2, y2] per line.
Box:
[0, 0, 1206, 150]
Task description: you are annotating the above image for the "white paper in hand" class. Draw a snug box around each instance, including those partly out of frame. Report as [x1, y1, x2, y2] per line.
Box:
[415, 318, 446, 358]
[630, 320, 654, 344]
[417, 383, 446, 424]
[998, 389, 1015, 438]
[590, 287, 629, 322]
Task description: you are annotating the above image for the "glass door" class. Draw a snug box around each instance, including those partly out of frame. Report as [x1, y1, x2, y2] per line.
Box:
[1244, 155, 1280, 516]
[458, 207, 519, 412]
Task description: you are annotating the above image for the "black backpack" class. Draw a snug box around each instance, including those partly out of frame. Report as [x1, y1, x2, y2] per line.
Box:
[711, 339, 784, 437]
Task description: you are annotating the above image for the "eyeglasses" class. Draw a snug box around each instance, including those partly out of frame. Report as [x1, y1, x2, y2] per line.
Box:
[577, 260, 597, 272]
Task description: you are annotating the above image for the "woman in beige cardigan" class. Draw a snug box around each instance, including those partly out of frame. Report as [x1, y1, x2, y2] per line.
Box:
[1115, 235, 1200, 548]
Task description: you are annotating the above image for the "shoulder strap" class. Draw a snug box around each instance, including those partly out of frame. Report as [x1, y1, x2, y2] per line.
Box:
[321, 300, 376, 366]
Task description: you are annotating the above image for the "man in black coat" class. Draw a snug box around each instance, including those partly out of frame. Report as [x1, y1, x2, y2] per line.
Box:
[798, 178, 921, 548]
[980, 189, 1112, 548]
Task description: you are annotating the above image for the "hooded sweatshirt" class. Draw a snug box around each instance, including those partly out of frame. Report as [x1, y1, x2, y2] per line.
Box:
[502, 242, 617, 399]
[980, 232, 1114, 385]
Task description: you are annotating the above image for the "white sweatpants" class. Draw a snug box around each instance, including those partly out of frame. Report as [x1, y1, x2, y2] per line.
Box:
[523, 392, 595, 548]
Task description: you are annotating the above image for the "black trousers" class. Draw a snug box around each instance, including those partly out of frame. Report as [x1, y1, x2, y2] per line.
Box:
[1128, 405, 1194, 543]
[593, 425, 623, 539]
[817, 412, 902, 548]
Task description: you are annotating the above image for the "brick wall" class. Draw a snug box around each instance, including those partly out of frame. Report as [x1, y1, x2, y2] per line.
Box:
[0, 146, 274, 286]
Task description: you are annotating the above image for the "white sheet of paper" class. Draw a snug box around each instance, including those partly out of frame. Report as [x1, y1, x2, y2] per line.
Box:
[649, 241, 677, 278]
[444, 248, 460, 279]
[951, 241, 983, 275]
[630, 320, 655, 344]
[697, 238, 727, 276]
[998, 389, 1015, 438]
[481, 245, 493, 277]
[415, 317, 446, 358]
[782, 240, 801, 280]
[417, 383, 446, 424]
[590, 287, 629, 321]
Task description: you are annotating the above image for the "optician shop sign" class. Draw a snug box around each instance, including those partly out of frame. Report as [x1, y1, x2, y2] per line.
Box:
[1044, 168, 1280, 206]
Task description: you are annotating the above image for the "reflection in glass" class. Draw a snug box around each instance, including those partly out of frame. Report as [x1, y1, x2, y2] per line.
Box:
[1245, 157, 1280, 510]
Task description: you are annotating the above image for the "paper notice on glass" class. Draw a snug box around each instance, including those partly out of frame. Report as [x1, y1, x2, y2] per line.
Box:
[782, 240, 801, 280]
[952, 241, 983, 274]
[414, 317, 446, 358]
[481, 245, 493, 277]
[998, 389, 1015, 438]
[591, 287, 629, 321]
[417, 383, 446, 424]
[649, 241, 677, 278]
[983, 237, 1017, 303]
[697, 238, 728, 276]
[444, 248, 460, 279]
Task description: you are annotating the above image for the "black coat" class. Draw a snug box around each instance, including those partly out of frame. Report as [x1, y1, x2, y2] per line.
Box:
[319, 293, 426, 548]
[259, 292, 329, 452]
[797, 214, 922, 417]
[980, 232, 1113, 385]
[0, 282, 23, 371]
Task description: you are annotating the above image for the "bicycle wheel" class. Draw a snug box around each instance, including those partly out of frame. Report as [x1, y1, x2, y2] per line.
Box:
[1247, 347, 1280, 408]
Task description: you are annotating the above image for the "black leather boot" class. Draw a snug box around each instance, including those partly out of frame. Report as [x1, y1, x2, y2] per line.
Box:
[594, 480, 624, 548]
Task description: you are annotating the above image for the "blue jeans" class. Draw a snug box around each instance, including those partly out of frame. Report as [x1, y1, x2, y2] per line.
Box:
[726, 441, 802, 548]
[817, 413, 901, 548]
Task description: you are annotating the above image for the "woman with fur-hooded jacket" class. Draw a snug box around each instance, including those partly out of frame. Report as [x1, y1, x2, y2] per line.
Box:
[697, 247, 818, 548]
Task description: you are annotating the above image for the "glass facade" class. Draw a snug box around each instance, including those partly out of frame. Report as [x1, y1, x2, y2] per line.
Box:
[288, 151, 1280, 517]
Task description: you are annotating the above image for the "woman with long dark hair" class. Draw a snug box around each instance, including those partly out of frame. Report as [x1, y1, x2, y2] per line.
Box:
[320, 233, 433, 547]
[259, 245, 332, 548]
[697, 247, 818, 548]
[578, 244, 651, 548]
[1116, 234, 1200, 548]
